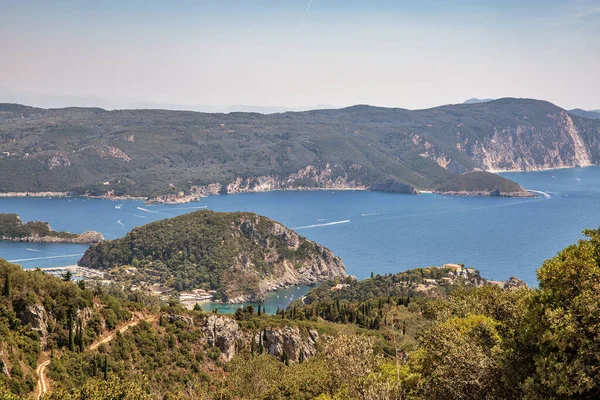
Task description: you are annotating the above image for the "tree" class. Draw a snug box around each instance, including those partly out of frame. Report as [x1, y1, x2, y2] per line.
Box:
[2, 274, 9, 297]
[62, 270, 72, 282]
[517, 228, 600, 398]
[420, 314, 505, 399]
[67, 308, 75, 351]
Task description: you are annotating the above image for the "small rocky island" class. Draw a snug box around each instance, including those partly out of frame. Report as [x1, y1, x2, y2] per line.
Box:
[79, 210, 346, 303]
[0, 213, 104, 243]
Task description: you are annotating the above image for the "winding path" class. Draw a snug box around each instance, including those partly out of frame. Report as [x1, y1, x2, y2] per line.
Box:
[36, 359, 50, 400]
[35, 314, 157, 398]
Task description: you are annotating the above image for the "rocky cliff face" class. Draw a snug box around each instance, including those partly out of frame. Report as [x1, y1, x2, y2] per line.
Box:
[227, 216, 347, 302]
[419, 110, 600, 173]
[195, 314, 319, 362]
[17, 304, 49, 349]
[148, 164, 368, 204]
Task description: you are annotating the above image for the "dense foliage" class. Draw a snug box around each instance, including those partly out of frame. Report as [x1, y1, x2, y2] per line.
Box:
[79, 210, 343, 300]
[294, 266, 484, 305]
[0, 213, 78, 239]
[3, 227, 600, 399]
[2, 99, 594, 197]
[0, 259, 156, 396]
[434, 171, 528, 193]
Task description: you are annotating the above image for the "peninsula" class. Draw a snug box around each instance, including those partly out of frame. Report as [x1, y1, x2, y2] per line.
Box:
[0, 213, 104, 243]
[78, 210, 346, 302]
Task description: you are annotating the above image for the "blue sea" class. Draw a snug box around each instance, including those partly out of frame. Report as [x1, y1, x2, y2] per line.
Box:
[1, 167, 600, 312]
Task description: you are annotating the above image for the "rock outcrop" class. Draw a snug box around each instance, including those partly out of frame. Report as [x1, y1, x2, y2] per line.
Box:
[204, 315, 242, 361]
[200, 314, 319, 363]
[0, 358, 9, 377]
[17, 304, 49, 349]
[260, 326, 318, 362]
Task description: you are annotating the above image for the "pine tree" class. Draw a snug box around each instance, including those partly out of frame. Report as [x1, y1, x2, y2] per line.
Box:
[257, 304, 262, 316]
[371, 271, 374, 278]
[299, 349, 305, 364]
[2, 274, 9, 298]
[62, 270, 72, 282]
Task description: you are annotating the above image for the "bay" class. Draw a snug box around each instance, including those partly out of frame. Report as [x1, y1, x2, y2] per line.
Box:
[1, 167, 600, 313]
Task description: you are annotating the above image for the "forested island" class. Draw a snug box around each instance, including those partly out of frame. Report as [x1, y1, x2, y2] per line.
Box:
[1, 228, 599, 399]
[0, 213, 103, 243]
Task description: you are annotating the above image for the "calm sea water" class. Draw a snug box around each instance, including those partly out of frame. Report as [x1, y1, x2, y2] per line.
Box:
[2, 167, 600, 312]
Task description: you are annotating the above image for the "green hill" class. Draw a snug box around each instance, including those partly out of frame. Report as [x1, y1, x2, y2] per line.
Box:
[78, 210, 346, 301]
[434, 171, 532, 196]
[0, 98, 597, 200]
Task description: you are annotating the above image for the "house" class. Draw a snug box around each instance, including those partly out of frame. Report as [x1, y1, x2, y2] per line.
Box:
[443, 263, 463, 272]
[331, 283, 350, 291]
[423, 278, 438, 286]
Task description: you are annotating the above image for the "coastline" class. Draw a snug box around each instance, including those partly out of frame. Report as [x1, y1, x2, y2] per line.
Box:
[1, 163, 589, 204]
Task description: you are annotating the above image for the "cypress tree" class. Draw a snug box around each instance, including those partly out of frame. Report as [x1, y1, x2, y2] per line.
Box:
[103, 355, 108, 380]
[78, 319, 84, 353]
[3, 274, 9, 297]
[68, 309, 74, 352]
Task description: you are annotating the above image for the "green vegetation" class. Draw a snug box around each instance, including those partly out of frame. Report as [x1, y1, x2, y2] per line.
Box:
[79, 210, 345, 300]
[0, 258, 153, 396]
[2, 227, 600, 399]
[0, 213, 78, 240]
[435, 171, 529, 194]
[2, 98, 591, 198]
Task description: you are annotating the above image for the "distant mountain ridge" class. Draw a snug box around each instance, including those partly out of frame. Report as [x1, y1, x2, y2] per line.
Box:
[463, 98, 495, 104]
[0, 98, 599, 200]
[569, 108, 600, 120]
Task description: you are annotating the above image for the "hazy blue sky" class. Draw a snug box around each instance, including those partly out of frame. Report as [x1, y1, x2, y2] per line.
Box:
[1, 0, 598, 111]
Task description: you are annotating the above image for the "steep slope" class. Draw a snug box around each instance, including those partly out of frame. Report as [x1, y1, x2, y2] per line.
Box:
[1, 98, 599, 200]
[78, 210, 346, 302]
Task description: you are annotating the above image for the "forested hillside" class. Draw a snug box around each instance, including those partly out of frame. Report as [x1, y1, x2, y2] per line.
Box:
[1, 98, 598, 199]
[1, 228, 600, 398]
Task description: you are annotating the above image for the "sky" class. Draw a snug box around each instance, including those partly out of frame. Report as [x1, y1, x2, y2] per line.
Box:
[0, 0, 599, 112]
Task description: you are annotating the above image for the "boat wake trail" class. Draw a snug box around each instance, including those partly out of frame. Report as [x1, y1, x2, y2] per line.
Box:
[317, 218, 329, 222]
[26, 248, 40, 252]
[528, 190, 552, 199]
[293, 220, 350, 230]
[361, 212, 383, 217]
[132, 214, 147, 218]
[163, 206, 207, 211]
[116, 220, 124, 226]
[115, 204, 122, 209]
[136, 206, 167, 215]
[8, 254, 83, 263]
